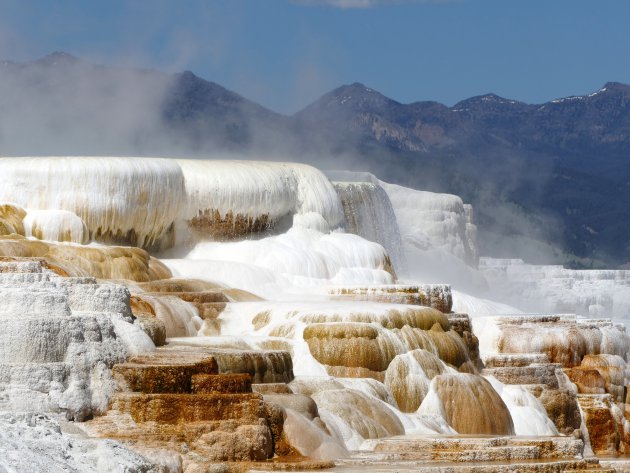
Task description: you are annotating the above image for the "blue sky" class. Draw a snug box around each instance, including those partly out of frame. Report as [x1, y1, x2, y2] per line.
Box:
[1, 0, 629, 113]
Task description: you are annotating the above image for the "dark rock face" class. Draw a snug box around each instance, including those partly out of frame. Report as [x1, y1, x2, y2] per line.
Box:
[294, 82, 630, 267]
[2, 53, 630, 265]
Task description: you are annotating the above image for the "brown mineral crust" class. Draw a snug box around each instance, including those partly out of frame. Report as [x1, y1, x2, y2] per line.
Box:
[230, 459, 334, 473]
[191, 423, 274, 462]
[484, 364, 561, 388]
[448, 313, 483, 371]
[324, 365, 385, 382]
[329, 284, 452, 313]
[484, 354, 550, 368]
[156, 291, 229, 304]
[397, 324, 471, 368]
[191, 373, 253, 394]
[262, 394, 320, 421]
[136, 291, 228, 321]
[112, 392, 267, 424]
[160, 346, 295, 384]
[136, 279, 261, 302]
[134, 314, 167, 346]
[263, 400, 301, 458]
[0, 237, 172, 281]
[147, 256, 173, 280]
[147, 290, 229, 320]
[304, 323, 391, 372]
[88, 344, 310, 466]
[564, 368, 607, 394]
[130, 295, 157, 316]
[222, 288, 264, 302]
[113, 350, 220, 393]
[528, 386, 582, 436]
[498, 325, 589, 368]
[252, 384, 293, 395]
[114, 361, 217, 394]
[0, 236, 51, 257]
[189, 210, 273, 240]
[303, 318, 471, 379]
[385, 349, 449, 412]
[29, 220, 89, 245]
[298, 307, 449, 331]
[0, 204, 26, 236]
[87, 223, 175, 252]
[0, 255, 71, 277]
[432, 373, 515, 435]
[138, 278, 224, 293]
[579, 354, 628, 403]
[258, 339, 294, 353]
[578, 395, 621, 456]
[92, 418, 256, 443]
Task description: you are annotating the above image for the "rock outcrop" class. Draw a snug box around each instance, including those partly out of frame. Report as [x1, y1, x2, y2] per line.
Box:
[0, 235, 171, 281]
[0, 258, 153, 420]
[478, 314, 630, 456]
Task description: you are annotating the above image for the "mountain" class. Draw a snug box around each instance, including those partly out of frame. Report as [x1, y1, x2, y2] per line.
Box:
[0, 52, 289, 155]
[294, 82, 630, 267]
[1, 53, 630, 267]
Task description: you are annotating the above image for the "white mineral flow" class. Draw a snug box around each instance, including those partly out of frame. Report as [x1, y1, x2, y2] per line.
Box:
[137, 294, 202, 337]
[164, 223, 394, 299]
[333, 181, 405, 274]
[214, 301, 465, 376]
[380, 180, 486, 291]
[480, 257, 630, 318]
[0, 157, 186, 249]
[207, 300, 462, 444]
[472, 315, 630, 365]
[281, 408, 350, 460]
[0, 412, 169, 473]
[177, 159, 345, 242]
[380, 181, 478, 265]
[485, 375, 559, 435]
[23, 209, 89, 244]
[451, 289, 522, 316]
[164, 258, 288, 299]
[0, 260, 155, 421]
[1, 158, 604, 465]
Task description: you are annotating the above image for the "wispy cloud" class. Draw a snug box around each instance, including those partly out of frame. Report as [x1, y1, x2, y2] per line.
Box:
[293, 0, 457, 8]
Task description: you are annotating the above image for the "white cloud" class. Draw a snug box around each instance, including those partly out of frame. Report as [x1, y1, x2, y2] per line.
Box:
[293, 0, 457, 8]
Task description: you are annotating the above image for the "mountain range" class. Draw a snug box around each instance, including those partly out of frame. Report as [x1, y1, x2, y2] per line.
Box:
[2, 52, 630, 268]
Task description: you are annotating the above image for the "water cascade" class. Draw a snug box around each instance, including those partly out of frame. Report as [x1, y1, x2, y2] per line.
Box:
[333, 181, 405, 274]
[0, 157, 628, 472]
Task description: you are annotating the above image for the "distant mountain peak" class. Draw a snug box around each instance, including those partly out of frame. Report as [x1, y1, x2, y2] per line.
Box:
[36, 51, 82, 66]
[452, 93, 524, 111]
[179, 70, 198, 79]
[478, 93, 518, 103]
[602, 81, 630, 91]
[549, 82, 630, 105]
[343, 82, 375, 92]
[314, 82, 396, 110]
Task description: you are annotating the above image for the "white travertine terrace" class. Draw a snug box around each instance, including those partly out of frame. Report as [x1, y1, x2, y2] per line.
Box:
[2, 157, 630, 470]
[0, 259, 162, 472]
[0, 157, 186, 249]
[0, 260, 154, 420]
[379, 181, 478, 268]
[178, 159, 345, 231]
[23, 209, 89, 244]
[481, 257, 630, 318]
[333, 181, 405, 273]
